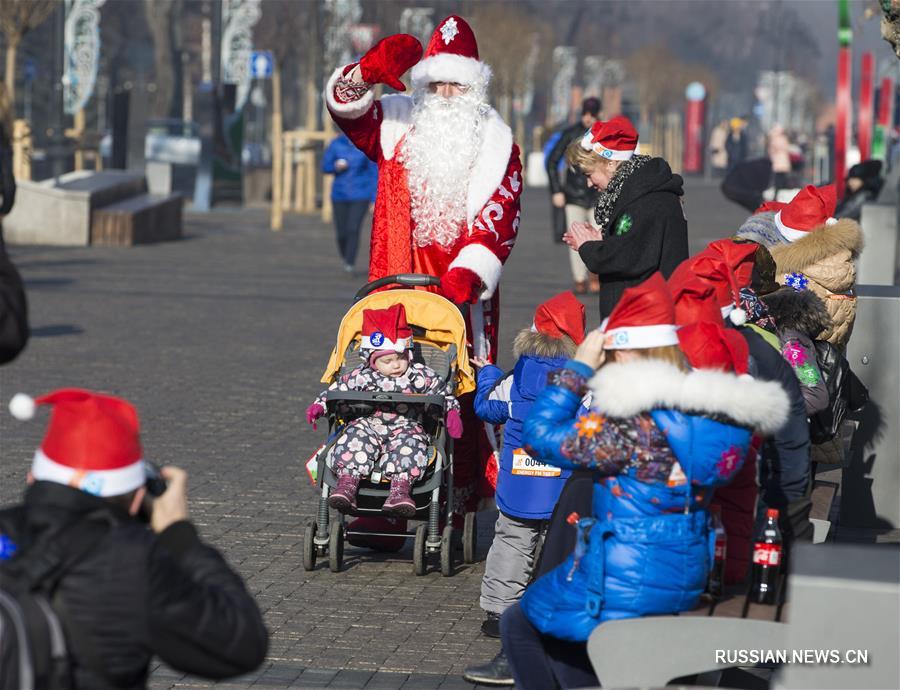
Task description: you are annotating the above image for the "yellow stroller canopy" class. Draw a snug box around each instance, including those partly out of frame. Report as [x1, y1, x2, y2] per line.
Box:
[321, 290, 475, 395]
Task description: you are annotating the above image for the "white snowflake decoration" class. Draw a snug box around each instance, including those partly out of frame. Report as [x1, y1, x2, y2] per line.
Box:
[440, 17, 459, 44]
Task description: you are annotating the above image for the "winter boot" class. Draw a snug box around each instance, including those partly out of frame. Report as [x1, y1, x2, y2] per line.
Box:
[480, 611, 501, 638]
[462, 650, 514, 686]
[328, 474, 359, 513]
[382, 476, 416, 518]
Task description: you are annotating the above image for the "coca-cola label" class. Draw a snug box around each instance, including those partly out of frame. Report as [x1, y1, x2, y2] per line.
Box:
[752, 542, 781, 566]
[715, 541, 727, 560]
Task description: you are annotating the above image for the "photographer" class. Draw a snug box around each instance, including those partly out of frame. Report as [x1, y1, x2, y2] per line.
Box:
[0, 389, 268, 689]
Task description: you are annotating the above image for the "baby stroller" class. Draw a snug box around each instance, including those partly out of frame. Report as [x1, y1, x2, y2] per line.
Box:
[303, 274, 478, 576]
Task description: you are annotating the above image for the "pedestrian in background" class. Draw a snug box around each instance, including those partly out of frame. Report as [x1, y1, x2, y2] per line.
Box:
[545, 97, 602, 294]
[322, 133, 378, 274]
[562, 116, 689, 319]
[767, 124, 791, 198]
[709, 119, 729, 176]
[725, 117, 748, 172]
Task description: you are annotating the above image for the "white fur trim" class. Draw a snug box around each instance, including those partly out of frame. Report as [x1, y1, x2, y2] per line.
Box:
[579, 130, 634, 160]
[589, 360, 789, 434]
[31, 448, 146, 497]
[409, 53, 492, 90]
[9, 393, 35, 421]
[602, 324, 680, 349]
[360, 334, 412, 351]
[449, 243, 503, 300]
[775, 210, 811, 243]
[325, 65, 375, 120]
[466, 109, 514, 227]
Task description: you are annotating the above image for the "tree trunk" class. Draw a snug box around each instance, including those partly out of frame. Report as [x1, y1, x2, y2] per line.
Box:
[0, 36, 20, 136]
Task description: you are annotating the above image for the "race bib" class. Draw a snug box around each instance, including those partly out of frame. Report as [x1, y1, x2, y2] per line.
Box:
[511, 448, 561, 477]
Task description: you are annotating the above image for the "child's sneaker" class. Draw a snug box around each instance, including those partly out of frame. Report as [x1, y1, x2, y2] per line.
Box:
[329, 474, 359, 513]
[382, 477, 416, 517]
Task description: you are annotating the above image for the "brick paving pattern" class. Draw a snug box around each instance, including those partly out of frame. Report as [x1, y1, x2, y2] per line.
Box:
[0, 182, 745, 688]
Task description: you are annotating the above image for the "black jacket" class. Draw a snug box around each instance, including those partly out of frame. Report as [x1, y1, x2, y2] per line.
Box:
[545, 122, 599, 209]
[0, 239, 27, 364]
[0, 482, 268, 689]
[578, 158, 689, 318]
[739, 328, 813, 543]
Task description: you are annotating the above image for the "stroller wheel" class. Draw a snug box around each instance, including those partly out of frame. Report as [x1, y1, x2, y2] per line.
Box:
[440, 524, 455, 577]
[329, 520, 344, 573]
[463, 512, 477, 564]
[302, 522, 317, 571]
[412, 523, 427, 576]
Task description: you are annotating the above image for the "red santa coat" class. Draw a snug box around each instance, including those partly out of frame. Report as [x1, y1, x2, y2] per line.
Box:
[325, 66, 522, 362]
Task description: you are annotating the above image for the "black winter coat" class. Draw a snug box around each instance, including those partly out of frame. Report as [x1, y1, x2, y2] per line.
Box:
[579, 158, 689, 319]
[545, 123, 599, 209]
[0, 239, 27, 364]
[0, 482, 268, 689]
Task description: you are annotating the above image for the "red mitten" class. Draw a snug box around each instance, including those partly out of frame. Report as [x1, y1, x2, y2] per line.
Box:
[358, 34, 423, 91]
[441, 268, 482, 304]
[446, 409, 463, 439]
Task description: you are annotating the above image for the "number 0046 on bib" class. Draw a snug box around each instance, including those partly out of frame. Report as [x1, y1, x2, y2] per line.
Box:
[511, 449, 561, 477]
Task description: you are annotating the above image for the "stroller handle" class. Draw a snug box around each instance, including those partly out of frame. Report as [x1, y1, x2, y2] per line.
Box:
[353, 274, 442, 302]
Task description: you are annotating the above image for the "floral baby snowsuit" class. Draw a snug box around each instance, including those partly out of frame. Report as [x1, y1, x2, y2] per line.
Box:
[315, 361, 459, 481]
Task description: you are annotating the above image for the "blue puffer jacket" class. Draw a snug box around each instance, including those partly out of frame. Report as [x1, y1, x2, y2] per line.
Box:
[322, 134, 378, 202]
[474, 355, 575, 520]
[520, 358, 788, 640]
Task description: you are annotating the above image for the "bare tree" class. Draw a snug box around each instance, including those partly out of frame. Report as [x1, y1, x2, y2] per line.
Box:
[0, 0, 57, 132]
[144, 0, 183, 119]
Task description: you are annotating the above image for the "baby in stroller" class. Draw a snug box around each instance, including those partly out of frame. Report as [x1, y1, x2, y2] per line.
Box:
[306, 303, 462, 517]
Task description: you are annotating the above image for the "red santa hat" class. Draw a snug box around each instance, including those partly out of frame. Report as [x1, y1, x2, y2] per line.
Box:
[754, 200, 786, 214]
[601, 273, 679, 350]
[409, 15, 492, 91]
[702, 239, 759, 291]
[774, 184, 838, 242]
[533, 291, 586, 345]
[9, 389, 146, 497]
[670, 254, 746, 325]
[677, 321, 750, 375]
[580, 116, 639, 161]
[670, 275, 722, 326]
[361, 304, 413, 353]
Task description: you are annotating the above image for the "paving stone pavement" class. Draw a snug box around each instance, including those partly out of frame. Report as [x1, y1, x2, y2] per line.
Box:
[0, 180, 744, 689]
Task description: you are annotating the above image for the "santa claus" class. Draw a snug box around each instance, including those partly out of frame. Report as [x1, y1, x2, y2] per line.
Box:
[325, 15, 522, 513]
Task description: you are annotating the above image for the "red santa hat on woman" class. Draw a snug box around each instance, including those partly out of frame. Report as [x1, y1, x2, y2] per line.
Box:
[773, 184, 838, 243]
[9, 389, 146, 497]
[601, 272, 679, 349]
[532, 291, 586, 345]
[677, 322, 750, 375]
[580, 116, 639, 161]
[360, 303, 414, 362]
[409, 15, 492, 91]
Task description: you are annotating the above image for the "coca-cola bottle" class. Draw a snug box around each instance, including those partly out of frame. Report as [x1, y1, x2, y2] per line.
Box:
[749, 508, 782, 604]
[707, 505, 727, 598]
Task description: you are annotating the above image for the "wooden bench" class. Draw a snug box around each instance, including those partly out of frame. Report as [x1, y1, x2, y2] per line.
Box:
[91, 193, 183, 246]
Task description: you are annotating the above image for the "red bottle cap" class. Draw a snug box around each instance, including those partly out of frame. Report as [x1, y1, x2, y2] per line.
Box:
[766, 508, 779, 519]
[566, 512, 580, 525]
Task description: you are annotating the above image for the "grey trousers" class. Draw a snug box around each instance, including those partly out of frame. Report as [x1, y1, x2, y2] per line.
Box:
[480, 511, 547, 615]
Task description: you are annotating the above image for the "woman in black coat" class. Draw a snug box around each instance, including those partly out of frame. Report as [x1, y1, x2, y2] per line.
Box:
[563, 116, 689, 319]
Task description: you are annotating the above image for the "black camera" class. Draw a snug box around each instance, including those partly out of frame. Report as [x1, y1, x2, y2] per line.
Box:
[144, 461, 167, 497]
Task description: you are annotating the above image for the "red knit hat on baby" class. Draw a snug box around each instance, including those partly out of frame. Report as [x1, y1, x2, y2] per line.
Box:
[9, 388, 146, 497]
[580, 116, 639, 161]
[677, 322, 750, 375]
[533, 291, 586, 345]
[409, 15, 491, 90]
[601, 272, 679, 350]
[361, 303, 413, 358]
[773, 184, 838, 243]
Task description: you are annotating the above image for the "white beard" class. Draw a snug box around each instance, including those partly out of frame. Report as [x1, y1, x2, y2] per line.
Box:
[401, 90, 488, 250]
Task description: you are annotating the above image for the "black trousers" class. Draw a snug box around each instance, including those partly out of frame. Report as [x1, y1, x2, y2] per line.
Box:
[332, 200, 369, 266]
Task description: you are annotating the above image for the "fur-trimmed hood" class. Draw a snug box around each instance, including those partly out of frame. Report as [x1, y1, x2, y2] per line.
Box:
[762, 287, 831, 338]
[768, 218, 863, 274]
[589, 359, 788, 434]
[513, 328, 576, 360]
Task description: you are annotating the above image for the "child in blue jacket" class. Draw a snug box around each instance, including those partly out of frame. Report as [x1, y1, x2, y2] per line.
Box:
[464, 292, 586, 685]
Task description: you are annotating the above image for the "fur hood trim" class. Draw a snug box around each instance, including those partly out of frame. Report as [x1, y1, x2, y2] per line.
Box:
[768, 218, 863, 273]
[513, 328, 576, 360]
[762, 287, 830, 338]
[589, 360, 788, 434]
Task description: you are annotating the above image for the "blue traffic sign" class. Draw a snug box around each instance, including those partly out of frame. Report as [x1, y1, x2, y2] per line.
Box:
[250, 50, 273, 79]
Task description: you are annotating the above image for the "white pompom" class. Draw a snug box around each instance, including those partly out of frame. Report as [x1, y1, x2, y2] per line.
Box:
[729, 308, 747, 326]
[825, 217, 838, 226]
[9, 393, 35, 421]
